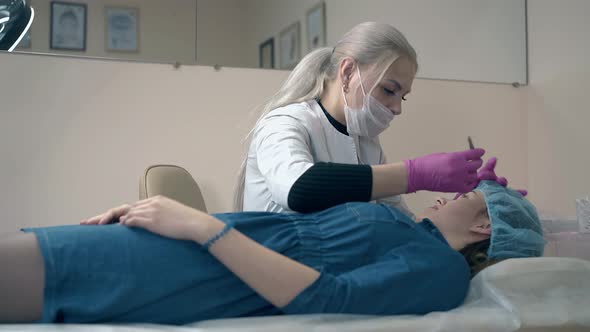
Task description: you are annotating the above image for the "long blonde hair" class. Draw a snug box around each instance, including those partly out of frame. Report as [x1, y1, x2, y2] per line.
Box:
[233, 22, 418, 211]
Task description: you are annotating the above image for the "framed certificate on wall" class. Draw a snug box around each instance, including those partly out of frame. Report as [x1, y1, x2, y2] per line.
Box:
[105, 7, 139, 52]
[50, 1, 87, 51]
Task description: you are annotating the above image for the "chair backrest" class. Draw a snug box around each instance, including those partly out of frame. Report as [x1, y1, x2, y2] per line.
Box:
[139, 164, 207, 212]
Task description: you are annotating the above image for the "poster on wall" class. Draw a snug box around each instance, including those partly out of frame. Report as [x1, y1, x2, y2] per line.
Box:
[279, 21, 300, 69]
[50, 1, 87, 51]
[306, 2, 326, 52]
[105, 7, 139, 52]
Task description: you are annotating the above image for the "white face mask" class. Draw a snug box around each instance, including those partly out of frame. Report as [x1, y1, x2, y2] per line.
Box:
[342, 67, 395, 137]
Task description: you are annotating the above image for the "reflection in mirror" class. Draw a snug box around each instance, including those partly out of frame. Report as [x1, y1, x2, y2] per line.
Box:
[9, 0, 527, 84]
[196, 0, 527, 84]
[12, 0, 330, 68]
[14, 0, 197, 64]
[196, 0, 329, 69]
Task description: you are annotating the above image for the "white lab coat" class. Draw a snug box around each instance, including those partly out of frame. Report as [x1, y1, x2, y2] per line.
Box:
[243, 100, 414, 217]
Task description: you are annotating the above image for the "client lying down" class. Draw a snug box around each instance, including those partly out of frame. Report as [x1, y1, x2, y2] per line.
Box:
[0, 180, 544, 324]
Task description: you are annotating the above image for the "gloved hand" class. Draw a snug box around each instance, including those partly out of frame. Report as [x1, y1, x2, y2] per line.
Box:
[477, 157, 507, 185]
[404, 148, 485, 193]
[475, 157, 528, 196]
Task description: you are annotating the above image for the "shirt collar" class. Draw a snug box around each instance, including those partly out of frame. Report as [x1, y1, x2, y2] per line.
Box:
[315, 99, 348, 136]
[417, 218, 451, 246]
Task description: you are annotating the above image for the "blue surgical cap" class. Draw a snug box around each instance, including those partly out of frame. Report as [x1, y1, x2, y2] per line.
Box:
[475, 181, 545, 260]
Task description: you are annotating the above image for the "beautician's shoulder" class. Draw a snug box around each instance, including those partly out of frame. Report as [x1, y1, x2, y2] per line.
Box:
[254, 101, 319, 136]
[264, 100, 319, 122]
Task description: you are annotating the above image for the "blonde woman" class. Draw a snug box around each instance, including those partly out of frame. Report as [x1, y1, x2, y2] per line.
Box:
[236, 22, 489, 216]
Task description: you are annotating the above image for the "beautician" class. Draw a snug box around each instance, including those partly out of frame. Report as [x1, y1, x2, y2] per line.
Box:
[235, 22, 488, 215]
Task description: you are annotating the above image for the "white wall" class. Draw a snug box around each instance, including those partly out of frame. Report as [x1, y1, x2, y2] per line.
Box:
[526, 0, 590, 218]
[19, 0, 197, 64]
[0, 53, 284, 233]
[195, 0, 248, 67]
[0, 52, 526, 233]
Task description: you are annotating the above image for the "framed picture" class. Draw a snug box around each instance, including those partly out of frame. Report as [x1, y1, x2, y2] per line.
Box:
[306, 2, 326, 51]
[279, 21, 301, 69]
[105, 7, 139, 52]
[259, 37, 274, 69]
[50, 1, 87, 51]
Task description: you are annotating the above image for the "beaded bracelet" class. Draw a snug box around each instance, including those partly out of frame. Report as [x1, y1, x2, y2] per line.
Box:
[202, 223, 234, 250]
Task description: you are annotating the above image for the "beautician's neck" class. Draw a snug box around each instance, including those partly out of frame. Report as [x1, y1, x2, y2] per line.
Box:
[319, 85, 346, 125]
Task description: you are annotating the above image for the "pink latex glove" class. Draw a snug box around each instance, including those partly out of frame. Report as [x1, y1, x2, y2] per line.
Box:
[454, 157, 528, 198]
[477, 157, 508, 185]
[404, 148, 485, 193]
[477, 157, 528, 196]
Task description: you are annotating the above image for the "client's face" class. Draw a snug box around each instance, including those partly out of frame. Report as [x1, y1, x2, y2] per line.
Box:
[420, 191, 491, 245]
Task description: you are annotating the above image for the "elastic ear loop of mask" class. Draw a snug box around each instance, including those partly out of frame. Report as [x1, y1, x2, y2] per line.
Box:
[341, 64, 367, 108]
[357, 66, 367, 96]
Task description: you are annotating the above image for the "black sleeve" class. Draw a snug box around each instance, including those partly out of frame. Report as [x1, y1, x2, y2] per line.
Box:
[287, 162, 373, 213]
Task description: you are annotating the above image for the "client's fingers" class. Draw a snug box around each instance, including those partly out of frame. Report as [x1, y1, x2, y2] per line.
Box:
[81, 204, 131, 225]
[98, 212, 116, 225]
[81, 213, 105, 225]
[97, 205, 132, 225]
[120, 215, 151, 228]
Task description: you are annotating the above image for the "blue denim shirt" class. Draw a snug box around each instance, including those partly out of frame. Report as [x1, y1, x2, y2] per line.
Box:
[26, 202, 470, 324]
[279, 203, 471, 315]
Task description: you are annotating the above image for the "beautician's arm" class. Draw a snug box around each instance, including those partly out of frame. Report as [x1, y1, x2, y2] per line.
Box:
[370, 162, 409, 200]
[255, 114, 412, 213]
[288, 162, 409, 213]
